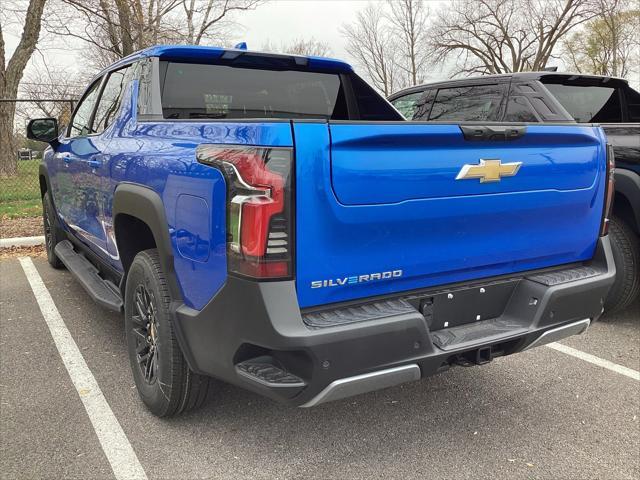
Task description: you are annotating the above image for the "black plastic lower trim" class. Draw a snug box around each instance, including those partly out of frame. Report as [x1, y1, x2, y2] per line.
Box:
[173, 236, 616, 407]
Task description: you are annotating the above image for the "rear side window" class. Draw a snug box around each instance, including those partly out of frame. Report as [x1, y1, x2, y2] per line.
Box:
[161, 62, 348, 120]
[625, 86, 640, 122]
[429, 84, 505, 121]
[543, 84, 622, 123]
[349, 75, 403, 121]
[390, 91, 424, 119]
[504, 96, 538, 122]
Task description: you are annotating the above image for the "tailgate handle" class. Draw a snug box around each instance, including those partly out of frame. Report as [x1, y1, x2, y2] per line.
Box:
[460, 125, 526, 141]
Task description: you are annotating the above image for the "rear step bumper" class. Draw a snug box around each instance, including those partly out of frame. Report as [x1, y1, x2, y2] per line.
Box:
[173, 236, 615, 407]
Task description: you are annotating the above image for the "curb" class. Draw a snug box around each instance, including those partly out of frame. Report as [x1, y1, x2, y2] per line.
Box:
[0, 236, 45, 248]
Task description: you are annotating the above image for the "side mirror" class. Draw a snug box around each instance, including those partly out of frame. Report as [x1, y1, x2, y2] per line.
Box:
[27, 118, 59, 144]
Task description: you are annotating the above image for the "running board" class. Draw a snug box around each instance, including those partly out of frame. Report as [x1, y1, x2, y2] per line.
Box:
[54, 240, 123, 312]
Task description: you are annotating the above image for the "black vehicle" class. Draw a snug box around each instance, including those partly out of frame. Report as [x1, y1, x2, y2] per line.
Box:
[389, 73, 640, 314]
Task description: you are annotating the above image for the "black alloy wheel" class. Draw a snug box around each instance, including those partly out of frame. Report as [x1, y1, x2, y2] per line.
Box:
[131, 284, 160, 384]
[125, 249, 212, 416]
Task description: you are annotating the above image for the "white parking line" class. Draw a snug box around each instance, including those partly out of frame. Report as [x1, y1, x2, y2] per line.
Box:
[18, 257, 148, 480]
[546, 342, 640, 381]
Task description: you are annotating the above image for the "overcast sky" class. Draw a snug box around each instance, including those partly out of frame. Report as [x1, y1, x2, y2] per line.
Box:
[241, 0, 367, 59]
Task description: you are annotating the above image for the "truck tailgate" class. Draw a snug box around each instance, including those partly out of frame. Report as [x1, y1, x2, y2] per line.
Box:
[294, 122, 607, 308]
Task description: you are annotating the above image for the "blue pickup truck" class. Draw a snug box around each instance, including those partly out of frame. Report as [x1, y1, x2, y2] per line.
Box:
[28, 46, 616, 417]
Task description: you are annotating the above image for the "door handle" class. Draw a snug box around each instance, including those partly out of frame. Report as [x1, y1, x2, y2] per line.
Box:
[55, 152, 72, 163]
[87, 154, 104, 169]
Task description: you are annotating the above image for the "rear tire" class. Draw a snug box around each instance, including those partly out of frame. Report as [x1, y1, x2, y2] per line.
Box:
[125, 249, 211, 417]
[42, 192, 64, 269]
[603, 216, 639, 316]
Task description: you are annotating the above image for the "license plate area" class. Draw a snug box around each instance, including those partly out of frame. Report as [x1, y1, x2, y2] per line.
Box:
[408, 280, 519, 331]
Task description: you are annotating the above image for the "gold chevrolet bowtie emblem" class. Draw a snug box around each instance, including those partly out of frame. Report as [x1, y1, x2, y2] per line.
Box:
[456, 159, 522, 183]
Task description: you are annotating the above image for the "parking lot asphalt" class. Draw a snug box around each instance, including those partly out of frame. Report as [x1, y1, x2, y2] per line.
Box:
[1, 256, 639, 480]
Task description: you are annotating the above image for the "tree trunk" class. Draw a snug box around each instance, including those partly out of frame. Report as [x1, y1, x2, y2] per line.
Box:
[0, 0, 47, 176]
[0, 101, 17, 177]
[114, 0, 135, 56]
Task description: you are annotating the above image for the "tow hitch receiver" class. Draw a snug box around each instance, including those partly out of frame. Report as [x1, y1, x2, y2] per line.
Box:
[476, 347, 493, 365]
[456, 346, 494, 366]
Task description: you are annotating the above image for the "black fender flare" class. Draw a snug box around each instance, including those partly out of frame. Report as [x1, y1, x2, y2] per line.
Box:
[614, 169, 640, 234]
[38, 162, 66, 238]
[112, 182, 200, 370]
[38, 163, 50, 197]
[38, 163, 57, 206]
[112, 182, 182, 301]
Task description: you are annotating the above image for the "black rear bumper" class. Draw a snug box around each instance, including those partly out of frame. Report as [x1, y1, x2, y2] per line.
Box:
[173, 236, 615, 407]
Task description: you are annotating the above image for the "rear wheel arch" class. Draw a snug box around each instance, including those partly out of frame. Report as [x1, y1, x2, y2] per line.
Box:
[114, 214, 157, 274]
[112, 183, 182, 300]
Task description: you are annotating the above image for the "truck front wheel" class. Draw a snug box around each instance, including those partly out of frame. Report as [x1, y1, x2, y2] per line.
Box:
[125, 249, 211, 416]
[604, 216, 639, 316]
[42, 192, 64, 269]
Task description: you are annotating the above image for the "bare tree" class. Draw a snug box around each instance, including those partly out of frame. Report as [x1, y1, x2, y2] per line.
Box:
[386, 0, 429, 86]
[341, 4, 400, 96]
[562, 0, 639, 77]
[427, 0, 597, 76]
[14, 59, 82, 130]
[45, 0, 263, 69]
[342, 1, 431, 94]
[262, 37, 332, 57]
[1, 0, 48, 177]
[182, 0, 261, 45]
[284, 38, 332, 57]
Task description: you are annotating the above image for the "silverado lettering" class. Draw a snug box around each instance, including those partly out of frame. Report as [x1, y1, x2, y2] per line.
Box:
[311, 270, 403, 288]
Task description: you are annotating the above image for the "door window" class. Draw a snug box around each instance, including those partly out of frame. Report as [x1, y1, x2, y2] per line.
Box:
[92, 66, 132, 134]
[429, 84, 505, 121]
[390, 91, 425, 119]
[68, 79, 102, 137]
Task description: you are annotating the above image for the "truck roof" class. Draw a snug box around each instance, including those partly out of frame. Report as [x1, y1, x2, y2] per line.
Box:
[389, 71, 630, 100]
[103, 44, 353, 77]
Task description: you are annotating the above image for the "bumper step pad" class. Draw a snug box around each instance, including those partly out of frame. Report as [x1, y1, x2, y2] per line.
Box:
[303, 299, 417, 328]
[431, 318, 527, 351]
[236, 356, 306, 388]
[526, 265, 606, 286]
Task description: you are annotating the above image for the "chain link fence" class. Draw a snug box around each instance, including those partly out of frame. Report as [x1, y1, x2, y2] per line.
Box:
[0, 154, 42, 219]
[0, 99, 74, 219]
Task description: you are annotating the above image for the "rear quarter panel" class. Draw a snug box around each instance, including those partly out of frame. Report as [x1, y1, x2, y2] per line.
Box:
[105, 90, 293, 309]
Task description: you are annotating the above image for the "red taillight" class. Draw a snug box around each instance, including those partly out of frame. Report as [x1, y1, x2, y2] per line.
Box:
[600, 144, 615, 236]
[197, 144, 293, 279]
